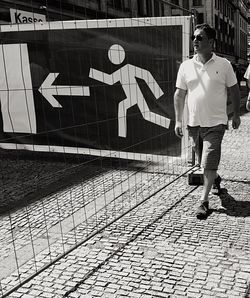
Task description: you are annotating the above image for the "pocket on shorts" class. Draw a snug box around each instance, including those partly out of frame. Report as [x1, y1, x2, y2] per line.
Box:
[210, 124, 227, 133]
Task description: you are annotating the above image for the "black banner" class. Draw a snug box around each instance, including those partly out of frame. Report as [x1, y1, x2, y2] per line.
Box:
[0, 17, 190, 159]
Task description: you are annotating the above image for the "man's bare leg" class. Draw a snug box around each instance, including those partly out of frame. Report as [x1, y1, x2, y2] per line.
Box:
[196, 169, 217, 218]
[201, 169, 217, 202]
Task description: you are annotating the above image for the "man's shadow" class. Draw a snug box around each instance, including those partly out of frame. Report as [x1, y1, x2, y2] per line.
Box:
[214, 188, 250, 217]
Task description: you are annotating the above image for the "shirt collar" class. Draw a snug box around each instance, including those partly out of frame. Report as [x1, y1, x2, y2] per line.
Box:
[193, 53, 217, 65]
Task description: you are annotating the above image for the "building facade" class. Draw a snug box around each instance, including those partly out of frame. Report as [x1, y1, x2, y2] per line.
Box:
[247, 4, 250, 59]
[168, 0, 249, 63]
[0, 0, 249, 63]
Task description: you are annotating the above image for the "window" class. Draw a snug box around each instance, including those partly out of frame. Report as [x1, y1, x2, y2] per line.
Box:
[231, 27, 235, 39]
[223, 20, 227, 34]
[171, 0, 179, 5]
[107, 0, 131, 12]
[154, 0, 160, 16]
[108, 0, 122, 9]
[215, 14, 218, 29]
[231, 9, 234, 20]
[215, 0, 218, 9]
[218, 0, 221, 11]
[0, 7, 11, 24]
[197, 13, 204, 24]
[183, 0, 189, 10]
[123, 0, 131, 12]
[137, 0, 144, 16]
[220, 18, 226, 34]
[146, 0, 152, 16]
[193, 0, 202, 6]
[161, 3, 165, 16]
[224, 3, 227, 17]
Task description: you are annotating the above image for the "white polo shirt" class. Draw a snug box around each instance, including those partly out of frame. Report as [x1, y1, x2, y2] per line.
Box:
[244, 64, 250, 80]
[176, 53, 237, 127]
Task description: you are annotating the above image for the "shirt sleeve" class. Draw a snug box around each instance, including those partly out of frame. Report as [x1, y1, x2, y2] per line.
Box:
[175, 62, 187, 90]
[225, 60, 237, 87]
[244, 64, 250, 80]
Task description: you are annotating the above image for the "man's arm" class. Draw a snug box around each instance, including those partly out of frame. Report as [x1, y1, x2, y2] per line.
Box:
[246, 79, 250, 112]
[247, 88, 250, 112]
[174, 87, 187, 138]
[228, 83, 241, 129]
[247, 79, 250, 89]
[243, 65, 250, 111]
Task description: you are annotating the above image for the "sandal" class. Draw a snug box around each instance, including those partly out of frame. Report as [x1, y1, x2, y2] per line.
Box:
[212, 175, 222, 194]
[196, 201, 209, 219]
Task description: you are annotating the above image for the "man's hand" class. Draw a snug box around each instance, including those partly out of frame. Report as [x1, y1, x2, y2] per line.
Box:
[246, 100, 250, 112]
[232, 113, 241, 129]
[246, 93, 250, 112]
[174, 88, 186, 138]
[228, 84, 241, 129]
[175, 121, 183, 138]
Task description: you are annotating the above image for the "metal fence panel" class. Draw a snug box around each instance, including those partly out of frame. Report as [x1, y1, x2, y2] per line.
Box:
[0, 3, 195, 296]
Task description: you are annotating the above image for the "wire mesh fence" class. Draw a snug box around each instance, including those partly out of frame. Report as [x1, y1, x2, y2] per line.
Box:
[0, 1, 196, 297]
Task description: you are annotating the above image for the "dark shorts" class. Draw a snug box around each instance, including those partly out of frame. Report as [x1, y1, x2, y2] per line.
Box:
[188, 124, 227, 170]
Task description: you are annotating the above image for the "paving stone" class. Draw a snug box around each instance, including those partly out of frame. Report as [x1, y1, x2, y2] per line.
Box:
[68, 292, 81, 298]
[9, 293, 23, 298]
[1, 102, 250, 298]
[163, 286, 174, 294]
[226, 290, 242, 297]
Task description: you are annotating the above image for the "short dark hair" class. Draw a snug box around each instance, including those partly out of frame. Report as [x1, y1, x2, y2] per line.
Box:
[195, 23, 216, 40]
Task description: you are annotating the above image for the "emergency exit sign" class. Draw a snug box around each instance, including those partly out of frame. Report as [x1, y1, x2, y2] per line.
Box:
[10, 8, 46, 24]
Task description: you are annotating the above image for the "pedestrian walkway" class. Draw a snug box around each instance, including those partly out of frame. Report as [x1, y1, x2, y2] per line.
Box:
[3, 104, 249, 297]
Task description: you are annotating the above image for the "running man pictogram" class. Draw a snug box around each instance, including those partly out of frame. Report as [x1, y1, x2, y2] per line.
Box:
[89, 44, 171, 138]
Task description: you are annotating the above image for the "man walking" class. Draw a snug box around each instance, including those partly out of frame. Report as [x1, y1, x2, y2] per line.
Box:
[243, 63, 250, 111]
[174, 23, 241, 219]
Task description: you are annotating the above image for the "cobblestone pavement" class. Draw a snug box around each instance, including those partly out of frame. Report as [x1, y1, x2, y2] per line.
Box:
[1, 103, 250, 297]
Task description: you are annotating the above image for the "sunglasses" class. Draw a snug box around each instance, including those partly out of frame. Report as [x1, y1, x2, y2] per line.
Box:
[191, 34, 203, 41]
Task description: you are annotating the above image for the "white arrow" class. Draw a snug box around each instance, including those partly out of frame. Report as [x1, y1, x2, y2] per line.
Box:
[38, 73, 90, 108]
